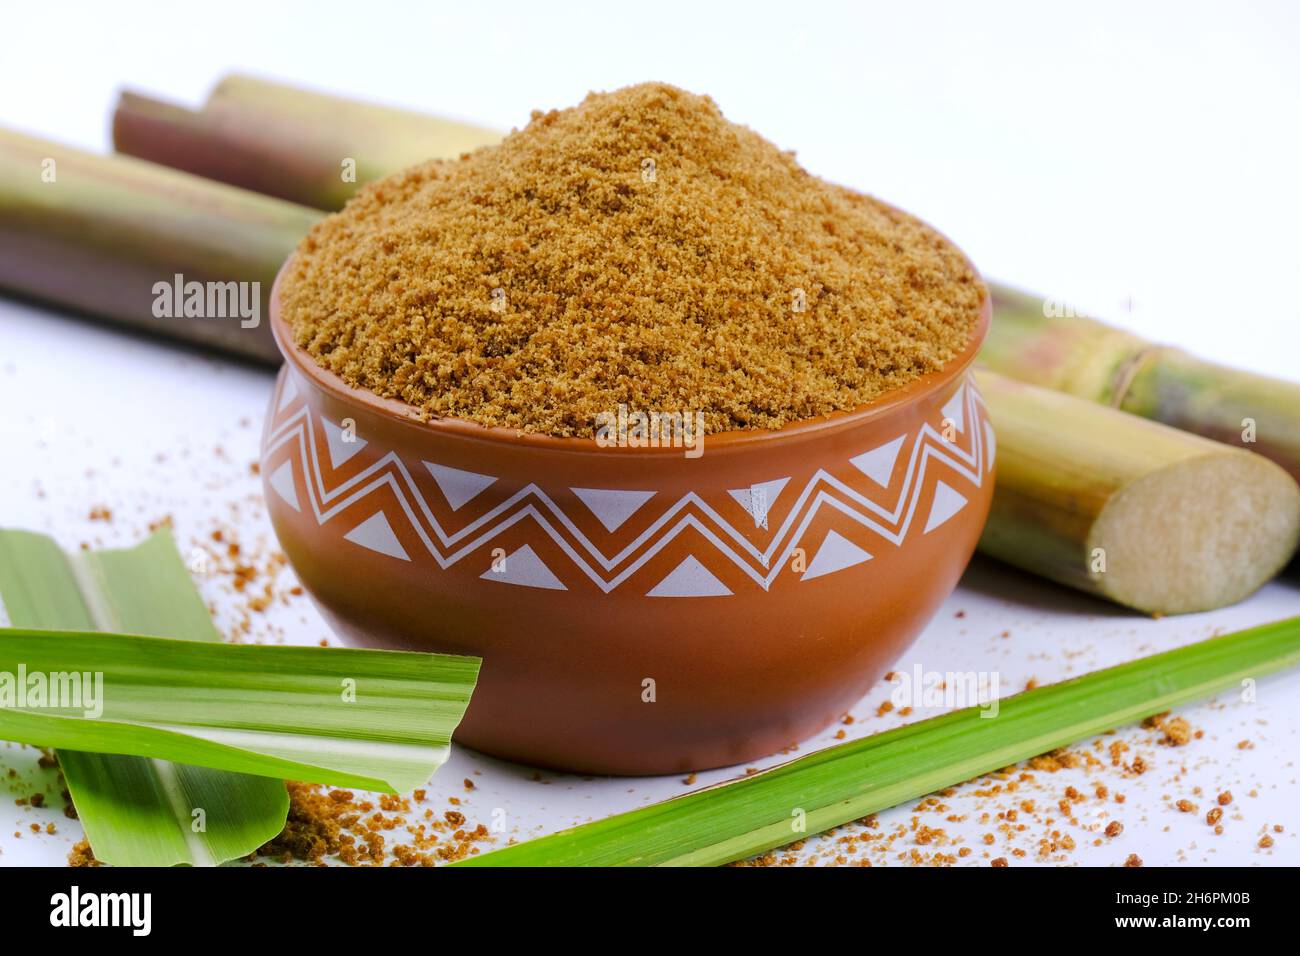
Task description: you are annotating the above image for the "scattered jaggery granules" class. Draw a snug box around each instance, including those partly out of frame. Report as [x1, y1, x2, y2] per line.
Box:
[733, 706, 1289, 867]
[281, 82, 983, 437]
[1143, 711, 1195, 747]
[254, 783, 382, 865]
[252, 782, 494, 866]
[67, 840, 100, 867]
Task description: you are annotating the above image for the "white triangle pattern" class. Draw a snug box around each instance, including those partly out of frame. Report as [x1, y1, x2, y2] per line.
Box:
[267, 460, 299, 512]
[343, 511, 410, 561]
[984, 421, 996, 472]
[727, 477, 790, 528]
[849, 435, 907, 488]
[571, 488, 657, 533]
[802, 530, 873, 581]
[940, 384, 966, 434]
[260, 372, 992, 595]
[480, 544, 566, 590]
[425, 462, 498, 511]
[924, 481, 968, 534]
[276, 374, 299, 412]
[647, 556, 733, 597]
[323, 418, 368, 469]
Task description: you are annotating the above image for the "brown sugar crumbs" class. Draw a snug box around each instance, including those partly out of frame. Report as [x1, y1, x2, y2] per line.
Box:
[251, 782, 493, 866]
[281, 82, 983, 438]
[67, 840, 100, 867]
[731, 708, 1284, 868]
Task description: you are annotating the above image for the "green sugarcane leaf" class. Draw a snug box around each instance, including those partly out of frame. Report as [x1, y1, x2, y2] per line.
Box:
[0, 528, 287, 866]
[53, 751, 288, 868]
[458, 616, 1300, 866]
[0, 530, 481, 866]
[0, 626, 480, 792]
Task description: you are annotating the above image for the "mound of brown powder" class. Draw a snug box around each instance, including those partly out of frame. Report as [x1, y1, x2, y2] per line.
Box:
[281, 82, 983, 437]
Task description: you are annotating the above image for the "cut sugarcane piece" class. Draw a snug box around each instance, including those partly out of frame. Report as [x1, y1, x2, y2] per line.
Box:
[113, 74, 500, 210]
[984, 286, 1300, 485]
[976, 369, 1300, 614]
[0, 129, 322, 364]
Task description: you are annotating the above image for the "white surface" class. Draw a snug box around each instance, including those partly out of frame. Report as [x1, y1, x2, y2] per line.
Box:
[2, 1, 1299, 866]
[2, 301, 1297, 868]
[4, 0, 1300, 370]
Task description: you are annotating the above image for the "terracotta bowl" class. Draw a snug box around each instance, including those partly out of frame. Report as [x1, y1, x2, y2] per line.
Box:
[261, 266, 994, 775]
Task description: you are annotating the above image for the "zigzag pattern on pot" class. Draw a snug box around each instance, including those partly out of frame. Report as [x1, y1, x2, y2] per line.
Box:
[262, 374, 993, 595]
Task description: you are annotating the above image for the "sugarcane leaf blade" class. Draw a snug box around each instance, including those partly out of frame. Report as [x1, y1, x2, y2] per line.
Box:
[56, 750, 289, 868]
[0, 627, 479, 794]
[457, 617, 1300, 866]
[0, 528, 286, 866]
[0, 530, 480, 865]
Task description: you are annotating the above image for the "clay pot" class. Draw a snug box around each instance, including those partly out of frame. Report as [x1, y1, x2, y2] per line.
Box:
[261, 265, 994, 774]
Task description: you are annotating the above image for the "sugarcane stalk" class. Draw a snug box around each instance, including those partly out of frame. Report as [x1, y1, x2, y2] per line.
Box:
[112, 76, 1300, 490]
[976, 369, 1300, 615]
[0, 128, 322, 364]
[984, 286, 1300, 486]
[113, 76, 1300, 491]
[113, 74, 499, 210]
[10, 111, 1300, 614]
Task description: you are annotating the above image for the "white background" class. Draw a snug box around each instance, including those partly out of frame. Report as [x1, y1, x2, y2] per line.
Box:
[1, 0, 1298, 868]
[5, 0, 1299, 368]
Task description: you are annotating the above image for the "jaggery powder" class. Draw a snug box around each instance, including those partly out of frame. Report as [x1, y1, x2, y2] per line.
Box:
[281, 82, 983, 437]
